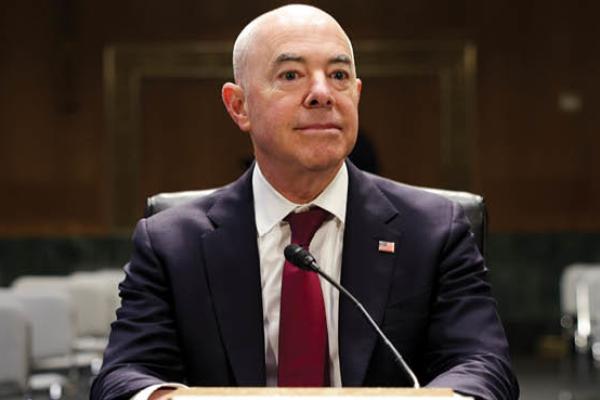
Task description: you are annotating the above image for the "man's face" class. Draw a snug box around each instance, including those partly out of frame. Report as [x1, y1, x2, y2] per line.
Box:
[241, 17, 362, 176]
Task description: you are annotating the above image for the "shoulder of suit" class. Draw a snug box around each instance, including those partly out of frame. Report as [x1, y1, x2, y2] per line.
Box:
[364, 171, 452, 202]
[359, 170, 455, 218]
[143, 188, 225, 234]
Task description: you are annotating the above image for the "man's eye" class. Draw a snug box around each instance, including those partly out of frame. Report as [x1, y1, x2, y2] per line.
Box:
[332, 70, 349, 80]
[282, 71, 298, 81]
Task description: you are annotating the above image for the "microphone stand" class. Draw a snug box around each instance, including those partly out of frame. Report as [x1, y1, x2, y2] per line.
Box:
[285, 244, 421, 389]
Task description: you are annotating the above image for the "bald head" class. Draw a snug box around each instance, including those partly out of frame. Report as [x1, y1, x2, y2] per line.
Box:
[232, 4, 355, 88]
[221, 4, 362, 199]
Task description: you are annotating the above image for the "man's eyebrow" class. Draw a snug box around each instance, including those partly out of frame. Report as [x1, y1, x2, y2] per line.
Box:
[272, 53, 353, 66]
[330, 54, 352, 65]
[274, 53, 305, 65]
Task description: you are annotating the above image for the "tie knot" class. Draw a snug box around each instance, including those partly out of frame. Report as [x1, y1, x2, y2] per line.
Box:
[285, 207, 330, 247]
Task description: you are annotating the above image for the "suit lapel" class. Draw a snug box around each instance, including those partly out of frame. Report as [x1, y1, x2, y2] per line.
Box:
[339, 162, 403, 386]
[202, 168, 266, 385]
[198, 162, 403, 387]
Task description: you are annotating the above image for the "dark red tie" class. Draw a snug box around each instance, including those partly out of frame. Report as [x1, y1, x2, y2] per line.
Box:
[278, 207, 330, 387]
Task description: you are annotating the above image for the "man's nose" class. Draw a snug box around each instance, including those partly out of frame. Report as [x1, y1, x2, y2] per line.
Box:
[303, 73, 334, 108]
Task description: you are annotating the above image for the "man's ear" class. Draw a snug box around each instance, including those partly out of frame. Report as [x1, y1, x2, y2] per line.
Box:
[355, 78, 362, 104]
[222, 82, 251, 132]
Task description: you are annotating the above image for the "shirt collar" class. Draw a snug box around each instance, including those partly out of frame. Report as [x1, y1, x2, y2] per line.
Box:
[252, 162, 348, 237]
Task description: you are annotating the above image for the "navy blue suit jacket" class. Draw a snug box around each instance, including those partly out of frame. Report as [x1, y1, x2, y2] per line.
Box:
[91, 162, 518, 400]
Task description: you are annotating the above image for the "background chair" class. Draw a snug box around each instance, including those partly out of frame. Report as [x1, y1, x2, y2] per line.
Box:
[559, 262, 600, 391]
[68, 272, 113, 351]
[10, 289, 75, 398]
[560, 264, 600, 355]
[0, 290, 30, 398]
[589, 271, 600, 363]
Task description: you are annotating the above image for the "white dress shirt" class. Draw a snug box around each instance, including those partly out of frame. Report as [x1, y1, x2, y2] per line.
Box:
[133, 163, 348, 399]
[253, 163, 348, 387]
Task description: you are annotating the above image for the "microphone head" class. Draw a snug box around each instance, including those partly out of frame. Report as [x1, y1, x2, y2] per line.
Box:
[284, 244, 318, 271]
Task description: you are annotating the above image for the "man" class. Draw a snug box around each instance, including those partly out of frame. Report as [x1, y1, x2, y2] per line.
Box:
[91, 5, 519, 400]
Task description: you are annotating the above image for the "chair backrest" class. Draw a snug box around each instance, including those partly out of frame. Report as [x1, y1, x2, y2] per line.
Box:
[11, 289, 74, 361]
[69, 270, 124, 337]
[96, 269, 126, 319]
[68, 273, 114, 337]
[588, 271, 600, 359]
[560, 263, 593, 316]
[145, 185, 487, 256]
[12, 274, 112, 338]
[559, 264, 600, 354]
[0, 290, 30, 395]
[11, 275, 70, 294]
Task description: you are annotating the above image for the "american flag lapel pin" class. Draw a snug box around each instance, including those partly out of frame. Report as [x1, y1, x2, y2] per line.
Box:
[378, 240, 395, 254]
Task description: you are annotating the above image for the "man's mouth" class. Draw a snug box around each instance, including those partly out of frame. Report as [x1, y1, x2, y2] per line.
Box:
[294, 123, 342, 131]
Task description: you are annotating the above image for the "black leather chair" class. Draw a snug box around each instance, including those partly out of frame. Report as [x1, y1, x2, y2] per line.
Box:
[145, 185, 487, 256]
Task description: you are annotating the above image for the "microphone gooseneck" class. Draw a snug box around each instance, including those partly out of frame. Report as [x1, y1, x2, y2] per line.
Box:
[283, 244, 421, 389]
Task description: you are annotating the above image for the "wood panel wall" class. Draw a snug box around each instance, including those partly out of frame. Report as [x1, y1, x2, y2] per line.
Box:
[0, 0, 598, 235]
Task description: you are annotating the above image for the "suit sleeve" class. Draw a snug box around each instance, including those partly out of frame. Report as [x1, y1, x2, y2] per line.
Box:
[90, 219, 185, 400]
[423, 202, 519, 400]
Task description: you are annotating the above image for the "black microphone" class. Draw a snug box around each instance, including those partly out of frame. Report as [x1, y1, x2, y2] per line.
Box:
[284, 244, 420, 389]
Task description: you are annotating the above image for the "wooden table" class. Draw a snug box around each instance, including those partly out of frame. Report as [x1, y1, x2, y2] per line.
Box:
[169, 387, 470, 399]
